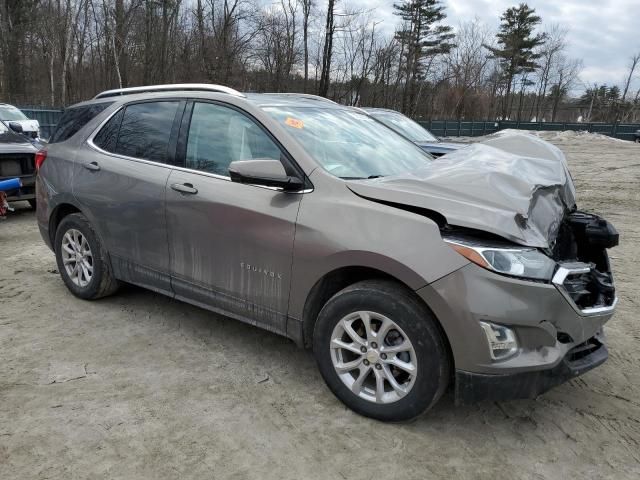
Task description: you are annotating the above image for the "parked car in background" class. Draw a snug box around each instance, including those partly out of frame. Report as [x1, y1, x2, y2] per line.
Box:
[37, 84, 618, 421]
[0, 120, 41, 208]
[0, 103, 40, 139]
[361, 107, 465, 157]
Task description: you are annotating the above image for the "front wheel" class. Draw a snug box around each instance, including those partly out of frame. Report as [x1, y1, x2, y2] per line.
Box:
[313, 280, 450, 422]
[54, 213, 119, 299]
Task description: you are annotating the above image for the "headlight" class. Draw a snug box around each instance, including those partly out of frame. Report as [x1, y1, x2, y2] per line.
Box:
[445, 239, 556, 281]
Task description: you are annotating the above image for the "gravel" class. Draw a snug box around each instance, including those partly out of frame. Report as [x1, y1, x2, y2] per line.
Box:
[1, 133, 639, 479]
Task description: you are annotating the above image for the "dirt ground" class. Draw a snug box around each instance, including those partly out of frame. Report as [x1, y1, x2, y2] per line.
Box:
[1, 132, 639, 480]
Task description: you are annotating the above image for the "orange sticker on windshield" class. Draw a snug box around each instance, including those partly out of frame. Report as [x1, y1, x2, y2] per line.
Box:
[285, 117, 304, 129]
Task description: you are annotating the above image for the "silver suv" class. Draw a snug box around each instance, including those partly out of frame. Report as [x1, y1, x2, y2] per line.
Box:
[36, 84, 618, 421]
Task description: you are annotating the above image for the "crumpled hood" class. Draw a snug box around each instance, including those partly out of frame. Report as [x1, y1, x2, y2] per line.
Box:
[347, 132, 576, 249]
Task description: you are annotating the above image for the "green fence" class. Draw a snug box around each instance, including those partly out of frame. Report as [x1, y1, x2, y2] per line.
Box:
[19, 108, 63, 139]
[418, 119, 640, 141]
[14, 106, 640, 142]
[416, 120, 501, 138]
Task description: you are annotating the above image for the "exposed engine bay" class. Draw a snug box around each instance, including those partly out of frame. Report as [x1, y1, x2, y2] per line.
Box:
[551, 211, 618, 311]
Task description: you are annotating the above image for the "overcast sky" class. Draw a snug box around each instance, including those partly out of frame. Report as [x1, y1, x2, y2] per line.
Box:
[345, 0, 640, 92]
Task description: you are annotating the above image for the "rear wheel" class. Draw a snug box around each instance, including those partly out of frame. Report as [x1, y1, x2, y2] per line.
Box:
[54, 213, 119, 299]
[313, 279, 450, 421]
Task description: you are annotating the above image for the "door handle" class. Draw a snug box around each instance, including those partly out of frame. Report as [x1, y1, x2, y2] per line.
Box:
[84, 161, 100, 171]
[170, 183, 198, 194]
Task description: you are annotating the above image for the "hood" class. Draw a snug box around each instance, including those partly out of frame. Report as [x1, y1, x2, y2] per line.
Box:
[347, 132, 576, 249]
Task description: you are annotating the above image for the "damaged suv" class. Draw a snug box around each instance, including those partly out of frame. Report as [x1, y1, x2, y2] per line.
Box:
[36, 84, 618, 421]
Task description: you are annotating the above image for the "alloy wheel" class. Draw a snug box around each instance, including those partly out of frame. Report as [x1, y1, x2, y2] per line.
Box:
[61, 228, 94, 287]
[330, 311, 418, 404]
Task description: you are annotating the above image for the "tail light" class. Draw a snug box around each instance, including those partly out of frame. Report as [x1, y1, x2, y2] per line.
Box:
[35, 150, 47, 171]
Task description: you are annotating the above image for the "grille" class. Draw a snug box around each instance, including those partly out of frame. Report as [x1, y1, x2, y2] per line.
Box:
[553, 263, 616, 315]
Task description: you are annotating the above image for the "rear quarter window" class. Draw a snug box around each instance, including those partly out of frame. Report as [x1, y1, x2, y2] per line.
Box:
[49, 102, 113, 144]
[93, 109, 124, 152]
[110, 101, 180, 163]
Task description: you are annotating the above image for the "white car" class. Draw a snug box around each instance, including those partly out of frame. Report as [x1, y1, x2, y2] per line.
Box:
[0, 104, 40, 139]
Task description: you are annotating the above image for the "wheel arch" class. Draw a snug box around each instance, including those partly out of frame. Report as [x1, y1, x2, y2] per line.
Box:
[298, 264, 454, 372]
[48, 202, 83, 246]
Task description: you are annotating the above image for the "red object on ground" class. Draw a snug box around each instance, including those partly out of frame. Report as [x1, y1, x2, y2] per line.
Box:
[0, 191, 8, 218]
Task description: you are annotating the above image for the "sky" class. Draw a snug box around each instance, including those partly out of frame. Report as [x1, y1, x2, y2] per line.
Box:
[347, 0, 640, 93]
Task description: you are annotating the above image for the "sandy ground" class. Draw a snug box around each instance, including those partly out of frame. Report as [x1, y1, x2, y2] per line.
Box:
[1, 133, 639, 480]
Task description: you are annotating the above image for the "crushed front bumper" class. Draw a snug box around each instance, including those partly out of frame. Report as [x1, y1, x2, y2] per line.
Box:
[416, 260, 615, 403]
[455, 330, 607, 404]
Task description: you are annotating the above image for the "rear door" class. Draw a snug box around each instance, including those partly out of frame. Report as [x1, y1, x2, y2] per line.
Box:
[165, 101, 302, 333]
[73, 100, 185, 293]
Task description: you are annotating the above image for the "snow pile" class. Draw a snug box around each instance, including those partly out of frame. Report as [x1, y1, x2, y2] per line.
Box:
[444, 129, 627, 144]
[537, 130, 628, 143]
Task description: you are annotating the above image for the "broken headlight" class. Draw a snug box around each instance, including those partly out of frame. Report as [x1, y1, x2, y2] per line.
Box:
[445, 239, 556, 281]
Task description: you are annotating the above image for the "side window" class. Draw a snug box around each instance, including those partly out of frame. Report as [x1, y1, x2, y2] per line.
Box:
[113, 101, 179, 163]
[93, 109, 123, 152]
[49, 102, 113, 144]
[185, 102, 282, 176]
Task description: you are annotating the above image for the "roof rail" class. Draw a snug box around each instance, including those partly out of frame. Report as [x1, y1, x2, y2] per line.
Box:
[93, 83, 245, 99]
[259, 93, 337, 104]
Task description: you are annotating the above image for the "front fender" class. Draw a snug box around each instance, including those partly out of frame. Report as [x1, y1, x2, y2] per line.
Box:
[287, 180, 469, 320]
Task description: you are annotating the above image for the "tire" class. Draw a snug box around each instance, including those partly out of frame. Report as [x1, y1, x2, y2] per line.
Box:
[54, 213, 119, 299]
[28, 198, 37, 209]
[313, 279, 450, 422]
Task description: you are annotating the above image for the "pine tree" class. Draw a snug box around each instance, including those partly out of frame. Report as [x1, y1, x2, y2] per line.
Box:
[393, 0, 454, 114]
[484, 3, 546, 119]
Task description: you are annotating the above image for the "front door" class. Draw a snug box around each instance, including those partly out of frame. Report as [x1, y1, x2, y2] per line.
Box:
[165, 101, 301, 333]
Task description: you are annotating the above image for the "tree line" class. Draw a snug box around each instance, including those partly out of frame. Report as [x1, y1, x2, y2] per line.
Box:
[1, 0, 639, 123]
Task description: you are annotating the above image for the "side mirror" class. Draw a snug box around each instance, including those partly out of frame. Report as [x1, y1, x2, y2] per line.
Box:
[8, 122, 23, 134]
[229, 159, 304, 191]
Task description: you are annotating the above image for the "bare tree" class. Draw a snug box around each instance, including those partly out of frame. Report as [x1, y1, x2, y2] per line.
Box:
[444, 19, 493, 119]
[318, 0, 335, 97]
[254, 0, 300, 92]
[301, 0, 312, 91]
[532, 24, 567, 120]
[0, 0, 624, 125]
[621, 52, 640, 101]
[549, 55, 581, 121]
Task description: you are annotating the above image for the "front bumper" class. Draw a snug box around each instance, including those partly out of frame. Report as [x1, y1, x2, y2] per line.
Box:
[455, 329, 607, 404]
[416, 260, 615, 401]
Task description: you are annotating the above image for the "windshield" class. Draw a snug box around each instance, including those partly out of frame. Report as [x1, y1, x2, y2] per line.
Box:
[367, 110, 438, 143]
[0, 105, 28, 121]
[262, 106, 432, 179]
